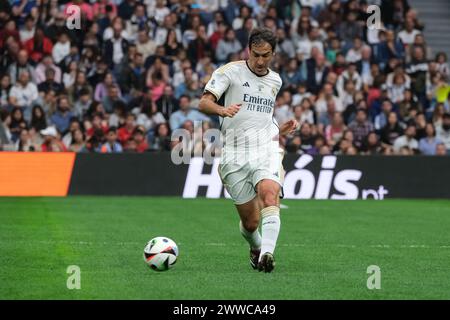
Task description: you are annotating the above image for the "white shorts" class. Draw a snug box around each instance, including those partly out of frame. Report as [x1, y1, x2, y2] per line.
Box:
[219, 149, 285, 205]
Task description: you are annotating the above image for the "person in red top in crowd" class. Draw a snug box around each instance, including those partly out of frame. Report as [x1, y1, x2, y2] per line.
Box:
[209, 21, 227, 51]
[0, 20, 21, 50]
[24, 27, 53, 63]
[118, 113, 136, 145]
[86, 112, 109, 138]
[40, 126, 67, 152]
[133, 126, 149, 153]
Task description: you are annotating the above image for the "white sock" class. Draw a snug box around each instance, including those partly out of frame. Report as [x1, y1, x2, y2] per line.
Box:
[239, 220, 261, 250]
[259, 206, 281, 261]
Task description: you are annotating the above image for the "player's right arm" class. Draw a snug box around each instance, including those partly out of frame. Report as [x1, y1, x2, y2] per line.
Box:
[199, 64, 241, 118]
[199, 93, 241, 118]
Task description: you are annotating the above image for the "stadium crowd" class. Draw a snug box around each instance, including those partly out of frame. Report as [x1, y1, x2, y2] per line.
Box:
[0, 0, 449, 155]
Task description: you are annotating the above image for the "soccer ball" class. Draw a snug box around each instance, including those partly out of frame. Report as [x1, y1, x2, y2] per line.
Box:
[143, 237, 179, 271]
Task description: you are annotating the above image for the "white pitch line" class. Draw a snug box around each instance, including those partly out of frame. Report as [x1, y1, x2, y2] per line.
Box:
[6, 240, 450, 249]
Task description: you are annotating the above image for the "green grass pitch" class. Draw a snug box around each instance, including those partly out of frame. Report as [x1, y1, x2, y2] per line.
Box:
[1, 197, 450, 299]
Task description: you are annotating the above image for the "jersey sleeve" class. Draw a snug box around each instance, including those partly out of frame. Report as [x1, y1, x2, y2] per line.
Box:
[203, 66, 232, 101]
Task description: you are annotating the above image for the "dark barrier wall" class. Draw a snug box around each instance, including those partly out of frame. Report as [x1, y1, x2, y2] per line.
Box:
[68, 153, 450, 199]
[69, 153, 187, 196]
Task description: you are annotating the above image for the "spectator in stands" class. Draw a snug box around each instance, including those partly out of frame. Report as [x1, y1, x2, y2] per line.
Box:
[339, 11, 362, 49]
[101, 127, 123, 153]
[361, 132, 382, 155]
[436, 113, 450, 152]
[165, 28, 183, 61]
[136, 29, 157, 61]
[73, 89, 93, 119]
[8, 70, 38, 111]
[318, 98, 336, 127]
[336, 62, 362, 98]
[7, 49, 35, 85]
[414, 112, 427, 140]
[34, 55, 62, 85]
[15, 127, 36, 151]
[374, 100, 394, 132]
[149, 122, 171, 152]
[298, 122, 316, 154]
[133, 126, 149, 153]
[69, 129, 86, 153]
[0, 110, 12, 148]
[103, 17, 129, 70]
[215, 27, 242, 64]
[95, 72, 120, 102]
[435, 142, 447, 156]
[118, 112, 136, 144]
[281, 58, 304, 91]
[50, 96, 75, 134]
[19, 15, 35, 43]
[435, 52, 449, 80]
[102, 84, 125, 114]
[187, 25, 212, 66]
[393, 122, 419, 154]
[52, 32, 71, 65]
[169, 95, 209, 131]
[305, 53, 330, 95]
[419, 123, 442, 155]
[134, 96, 165, 132]
[37, 68, 64, 95]
[24, 27, 53, 64]
[30, 105, 47, 132]
[156, 85, 179, 121]
[325, 112, 346, 148]
[40, 126, 66, 152]
[315, 83, 343, 119]
[0, 74, 12, 108]
[398, 17, 421, 47]
[406, 45, 428, 101]
[348, 108, 374, 150]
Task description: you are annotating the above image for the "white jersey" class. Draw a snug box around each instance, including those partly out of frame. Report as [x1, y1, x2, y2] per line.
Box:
[204, 60, 282, 156]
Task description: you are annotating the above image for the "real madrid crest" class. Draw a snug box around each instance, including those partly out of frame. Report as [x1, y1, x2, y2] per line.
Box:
[271, 86, 277, 97]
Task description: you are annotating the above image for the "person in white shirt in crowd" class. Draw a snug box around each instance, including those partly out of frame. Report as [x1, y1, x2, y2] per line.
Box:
[295, 27, 324, 61]
[8, 70, 39, 112]
[315, 82, 344, 118]
[125, 3, 150, 42]
[345, 37, 364, 63]
[153, 14, 182, 46]
[393, 123, 419, 154]
[19, 15, 35, 43]
[336, 62, 362, 98]
[135, 29, 157, 61]
[52, 33, 71, 65]
[397, 17, 421, 47]
[145, 0, 170, 26]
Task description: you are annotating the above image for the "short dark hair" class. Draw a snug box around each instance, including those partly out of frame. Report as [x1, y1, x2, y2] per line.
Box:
[248, 27, 277, 52]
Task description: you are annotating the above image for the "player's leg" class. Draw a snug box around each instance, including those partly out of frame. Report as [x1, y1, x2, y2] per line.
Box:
[256, 179, 281, 272]
[219, 162, 261, 269]
[235, 197, 262, 269]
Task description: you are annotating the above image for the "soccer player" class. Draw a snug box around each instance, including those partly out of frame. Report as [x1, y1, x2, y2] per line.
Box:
[199, 28, 298, 272]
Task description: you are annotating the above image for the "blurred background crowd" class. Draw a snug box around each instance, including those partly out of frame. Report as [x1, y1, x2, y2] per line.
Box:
[0, 0, 449, 155]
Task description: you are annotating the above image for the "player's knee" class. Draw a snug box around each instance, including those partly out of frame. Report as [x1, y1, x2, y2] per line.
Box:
[260, 189, 278, 207]
[242, 218, 259, 232]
